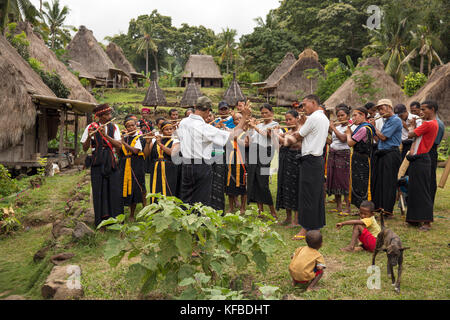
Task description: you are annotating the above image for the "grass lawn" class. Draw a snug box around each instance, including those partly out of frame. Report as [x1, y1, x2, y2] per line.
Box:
[0, 167, 448, 300]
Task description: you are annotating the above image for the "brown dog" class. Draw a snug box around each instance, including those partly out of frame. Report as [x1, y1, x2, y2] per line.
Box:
[372, 210, 409, 293]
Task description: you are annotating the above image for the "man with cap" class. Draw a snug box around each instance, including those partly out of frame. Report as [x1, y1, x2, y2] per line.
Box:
[176, 96, 252, 207]
[81, 104, 123, 228]
[369, 99, 403, 216]
[394, 103, 422, 161]
[213, 101, 235, 129]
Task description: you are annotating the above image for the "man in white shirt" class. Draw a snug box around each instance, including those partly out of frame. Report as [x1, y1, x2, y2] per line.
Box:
[176, 96, 251, 206]
[293, 95, 329, 240]
[80, 104, 123, 228]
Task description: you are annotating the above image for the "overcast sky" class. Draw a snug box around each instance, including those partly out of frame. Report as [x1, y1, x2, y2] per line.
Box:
[30, 0, 281, 43]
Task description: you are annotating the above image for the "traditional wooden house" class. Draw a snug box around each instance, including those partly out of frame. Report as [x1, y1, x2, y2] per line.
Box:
[406, 62, 450, 125]
[0, 35, 96, 169]
[325, 57, 407, 112]
[254, 52, 297, 90]
[66, 26, 128, 88]
[223, 73, 246, 107]
[181, 55, 223, 88]
[106, 42, 146, 87]
[261, 49, 325, 106]
[143, 71, 167, 109]
[180, 73, 203, 107]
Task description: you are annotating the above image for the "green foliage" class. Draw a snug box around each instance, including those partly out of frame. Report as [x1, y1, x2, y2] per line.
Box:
[37, 158, 47, 177]
[0, 207, 21, 235]
[99, 194, 285, 299]
[222, 74, 233, 89]
[437, 137, 449, 161]
[79, 78, 90, 88]
[39, 0, 74, 50]
[316, 58, 352, 103]
[352, 66, 382, 104]
[5, 23, 30, 61]
[28, 57, 70, 98]
[0, 165, 19, 198]
[238, 71, 261, 84]
[48, 131, 82, 151]
[403, 72, 428, 97]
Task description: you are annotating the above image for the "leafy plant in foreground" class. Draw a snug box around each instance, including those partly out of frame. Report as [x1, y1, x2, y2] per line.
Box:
[99, 194, 285, 299]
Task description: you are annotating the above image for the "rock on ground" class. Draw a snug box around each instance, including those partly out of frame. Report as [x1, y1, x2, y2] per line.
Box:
[50, 252, 75, 265]
[41, 265, 83, 300]
[72, 222, 94, 240]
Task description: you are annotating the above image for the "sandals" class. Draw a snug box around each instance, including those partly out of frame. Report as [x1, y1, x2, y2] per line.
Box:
[338, 212, 350, 217]
[292, 234, 306, 241]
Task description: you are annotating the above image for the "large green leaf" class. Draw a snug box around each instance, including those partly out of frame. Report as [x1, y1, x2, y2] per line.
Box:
[178, 264, 195, 281]
[104, 237, 128, 267]
[140, 271, 157, 295]
[152, 214, 173, 232]
[157, 239, 178, 265]
[126, 263, 148, 287]
[175, 230, 192, 260]
[233, 253, 249, 270]
[252, 249, 267, 273]
[141, 252, 158, 271]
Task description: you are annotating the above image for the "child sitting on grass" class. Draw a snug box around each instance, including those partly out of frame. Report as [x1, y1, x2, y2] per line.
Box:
[336, 200, 381, 252]
[289, 230, 326, 291]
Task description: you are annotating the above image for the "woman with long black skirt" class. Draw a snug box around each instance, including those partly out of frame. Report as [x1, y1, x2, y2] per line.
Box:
[247, 104, 279, 219]
[275, 110, 301, 227]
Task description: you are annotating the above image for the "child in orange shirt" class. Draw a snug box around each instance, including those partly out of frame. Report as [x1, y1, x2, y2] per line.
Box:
[289, 230, 326, 291]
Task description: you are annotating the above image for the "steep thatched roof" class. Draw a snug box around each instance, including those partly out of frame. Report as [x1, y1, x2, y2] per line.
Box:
[15, 22, 96, 103]
[407, 63, 450, 125]
[223, 73, 246, 107]
[182, 55, 222, 79]
[180, 73, 203, 107]
[106, 42, 136, 76]
[325, 57, 407, 110]
[67, 60, 97, 81]
[270, 49, 325, 106]
[262, 52, 297, 89]
[143, 72, 167, 107]
[66, 25, 116, 79]
[0, 35, 55, 151]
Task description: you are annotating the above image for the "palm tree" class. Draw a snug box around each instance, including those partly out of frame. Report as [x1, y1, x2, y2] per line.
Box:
[133, 21, 159, 78]
[217, 28, 237, 74]
[40, 0, 73, 49]
[363, 14, 413, 84]
[399, 24, 444, 76]
[0, 0, 39, 31]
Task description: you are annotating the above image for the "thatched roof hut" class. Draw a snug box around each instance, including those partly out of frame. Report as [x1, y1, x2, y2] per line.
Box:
[263, 49, 325, 106]
[15, 22, 96, 103]
[223, 73, 246, 107]
[181, 55, 222, 88]
[0, 34, 54, 151]
[325, 57, 407, 111]
[180, 73, 203, 107]
[257, 52, 297, 89]
[406, 63, 450, 125]
[106, 42, 136, 76]
[0, 35, 95, 168]
[143, 72, 167, 107]
[66, 26, 115, 79]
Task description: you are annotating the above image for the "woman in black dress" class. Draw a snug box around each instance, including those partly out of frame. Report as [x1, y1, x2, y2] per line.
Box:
[146, 121, 180, 203]
[275, 110, 302, 227]
[247, 104, 279, 219]
[119, 116, 147, 221]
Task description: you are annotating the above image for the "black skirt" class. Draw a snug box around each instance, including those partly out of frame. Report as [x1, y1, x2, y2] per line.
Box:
[371, 148, 402, 213]
[119, 155, 147, 206]
[429, 144, 438, 205]
[247, 145, 274, 205]
[297, 155, 326, 230]
[406, 153, 433, 223]
[210, 163, 227, 212]
[149, 160, 178, 201]
[276, 148, 301, 211]
[350, 151, 372, 208]
[91, 163, 123, 227]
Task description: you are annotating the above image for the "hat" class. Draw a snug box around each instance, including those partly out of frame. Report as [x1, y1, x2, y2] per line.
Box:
[218, 101, 229, 110]
[375, 99, 393, 108]
[394, 104, 407, 115]
[196, 96, 212, 109]
[141, 108, 151, 114]
[94, 104, 112, 117]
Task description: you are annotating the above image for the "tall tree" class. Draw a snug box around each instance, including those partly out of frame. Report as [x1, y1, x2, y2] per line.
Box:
[40, 0, 73, 50]
[217, 28, 237, 74]
[400, 24, 444, 75]
[133, 20, 159, 78]
[0, 0, 39, 31]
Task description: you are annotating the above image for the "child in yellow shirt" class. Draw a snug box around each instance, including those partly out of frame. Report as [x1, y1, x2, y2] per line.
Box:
[336, 200, 381, 252]
[289, 230, 326, 291]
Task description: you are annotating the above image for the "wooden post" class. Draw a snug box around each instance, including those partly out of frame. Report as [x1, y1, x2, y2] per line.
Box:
[74, 114, 79, 158]
[438, 160, 450, 188]
[58, 109, 66, 166]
